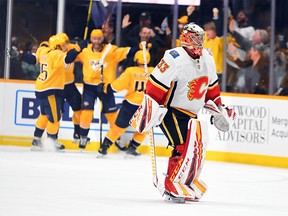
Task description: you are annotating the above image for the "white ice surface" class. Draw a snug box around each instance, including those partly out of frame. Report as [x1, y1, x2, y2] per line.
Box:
[0, 146, 288, 216]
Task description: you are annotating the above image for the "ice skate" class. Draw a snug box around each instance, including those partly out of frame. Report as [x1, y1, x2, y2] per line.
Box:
[79, 137, 88, 151]
[55, 140, 65, 151]
[73, 133, 90, 145]
[31, 138, 43, 151]
[96, 144, 108, 158]
[96, 138, 112, 158]
[72, 133, 80, 144]
[125, 145, 141, 157]
[114, 139, 127, 151]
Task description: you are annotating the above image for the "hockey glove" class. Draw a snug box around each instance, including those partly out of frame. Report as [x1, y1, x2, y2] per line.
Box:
[77, 40, 88, 52]
[205, 100, 236, 132]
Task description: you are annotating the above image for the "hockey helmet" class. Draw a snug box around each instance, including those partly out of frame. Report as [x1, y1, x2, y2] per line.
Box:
[134, 50, 150, 65]
[49, 34, 67, 50]
[90, 29, 104, 38]
[179, 23, 205, 56]
[57, 32, 70, 43]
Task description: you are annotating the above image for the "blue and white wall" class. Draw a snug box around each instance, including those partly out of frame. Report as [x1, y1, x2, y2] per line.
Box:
[1, 79, 288, 168]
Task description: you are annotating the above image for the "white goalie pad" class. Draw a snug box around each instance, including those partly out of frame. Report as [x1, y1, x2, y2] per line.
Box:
[164, 118, 208, 200]
[204, 100, 236, 132]
[129, 94, 167, 133]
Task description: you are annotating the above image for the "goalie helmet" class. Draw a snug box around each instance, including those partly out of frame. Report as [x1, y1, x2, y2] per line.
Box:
[134, 50, 151, 65]
[179, 23, 205, 56]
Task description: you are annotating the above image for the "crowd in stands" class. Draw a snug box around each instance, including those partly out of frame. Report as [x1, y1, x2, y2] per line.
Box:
[5, 4, 288, 95]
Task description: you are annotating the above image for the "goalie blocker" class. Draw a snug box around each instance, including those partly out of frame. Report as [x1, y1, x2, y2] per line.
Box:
[129, 94, 167, 133]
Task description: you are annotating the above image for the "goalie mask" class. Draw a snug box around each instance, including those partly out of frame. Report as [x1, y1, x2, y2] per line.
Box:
[180, 23, 205, 56]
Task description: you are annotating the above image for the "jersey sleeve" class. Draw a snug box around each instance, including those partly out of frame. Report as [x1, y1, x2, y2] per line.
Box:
[146, 51, 176, 103]
[205, 51, 222, 105]
[112, 46, 130, 63]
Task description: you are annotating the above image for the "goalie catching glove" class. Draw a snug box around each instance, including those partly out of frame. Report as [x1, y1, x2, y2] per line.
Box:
[204, 100, 236, 132]
[129, 94, 167, 133]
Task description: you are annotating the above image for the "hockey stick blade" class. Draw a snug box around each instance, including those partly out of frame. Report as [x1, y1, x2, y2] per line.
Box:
[153, 175, 165, 196]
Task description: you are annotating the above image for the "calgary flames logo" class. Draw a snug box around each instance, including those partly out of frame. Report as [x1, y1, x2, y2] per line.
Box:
[187, 76, 208, 101]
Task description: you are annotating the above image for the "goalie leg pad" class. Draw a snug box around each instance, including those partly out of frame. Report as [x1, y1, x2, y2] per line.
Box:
[129, 94, 167, 133]
[188, 179, 208, 201]
[164, 119, 208, 200]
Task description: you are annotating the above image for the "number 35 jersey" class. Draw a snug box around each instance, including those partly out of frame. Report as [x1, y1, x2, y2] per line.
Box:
[34, 47, 69, 98]
[110, 66, 154, 105]
[146, 47, 219, 116]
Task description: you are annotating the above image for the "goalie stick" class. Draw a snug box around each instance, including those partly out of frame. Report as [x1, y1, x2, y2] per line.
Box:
[141, 41, 165, 196]
[99, 43, 112, 146]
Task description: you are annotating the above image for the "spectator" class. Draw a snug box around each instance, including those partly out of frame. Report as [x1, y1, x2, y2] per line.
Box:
[203, 21, 224, 86]
[187, 5, 200, 24]
[274, 69, 288, 96]
[121, 24, 165, 68]
[229, 43, 270, 94]
[10, 36, 23, 80]
[102, 21, 116, 45]
[234, 10, 255, 40]
[229, 20, 269, 53]
[175, 15, 188, 47]
[21, 42, 40, 80]
[227, 17, 268, 93]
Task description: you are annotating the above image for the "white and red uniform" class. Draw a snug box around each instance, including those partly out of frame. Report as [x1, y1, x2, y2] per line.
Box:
[146, 46, 222, 201]
[147, 47, 222, 114]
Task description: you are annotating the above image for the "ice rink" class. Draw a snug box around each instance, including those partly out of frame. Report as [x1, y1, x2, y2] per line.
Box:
[0, 145, 288, 216]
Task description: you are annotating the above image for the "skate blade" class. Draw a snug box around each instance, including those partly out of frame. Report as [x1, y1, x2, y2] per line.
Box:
[56, 148, 65, 153]
[96, 152, 106, 158]
[124, 154, 140, 159]
[31, 146, 44, 152]
[79, 148, 85, 153]
[164, 194, 185, 204]
[115, 142, 127, 151]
